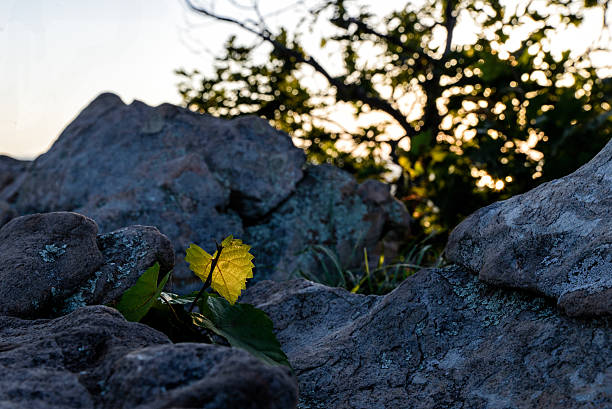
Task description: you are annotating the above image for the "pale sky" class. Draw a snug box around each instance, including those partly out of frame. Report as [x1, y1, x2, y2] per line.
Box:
[0, 0, 373, 159]
[0, 0, 608, 160]
[0, 0, 272, 159]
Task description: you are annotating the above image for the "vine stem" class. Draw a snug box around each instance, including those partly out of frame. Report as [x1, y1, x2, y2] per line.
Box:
[189, 242, 223, 313]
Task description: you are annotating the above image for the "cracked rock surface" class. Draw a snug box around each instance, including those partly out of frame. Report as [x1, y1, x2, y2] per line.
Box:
[446, 139, 612, 317]
[242, 267, 612, 409]
[0, 93, 411, 291]
[0, 306, 297, 409]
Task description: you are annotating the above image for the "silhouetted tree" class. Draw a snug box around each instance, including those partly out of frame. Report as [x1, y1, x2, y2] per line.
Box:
[177, 0, 611, 232]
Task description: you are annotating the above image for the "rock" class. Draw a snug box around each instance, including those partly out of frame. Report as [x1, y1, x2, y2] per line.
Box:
[61, 224, 175, 315]
[0, 199, 17, 227]
[0, 156, 27, 228]
[0, 155, 29, 197]
[0, 212, 173, 318]
[245, 164, 412, 281]
[242, 267, 612, 408]
[5, 93, 305, 287]
[103, 343, 298, 409]
[0, 212, 103, 318]
[0, 305, 296, 408]
[2, 93, 412, 290]
[0, 305, 170, 409]
[445, 138, 612, 317]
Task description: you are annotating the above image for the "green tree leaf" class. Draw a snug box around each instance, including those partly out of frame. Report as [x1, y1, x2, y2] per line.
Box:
[185, 236, 254, 305]
[192, 294, 291, 368]
[115, 262, 171, 322]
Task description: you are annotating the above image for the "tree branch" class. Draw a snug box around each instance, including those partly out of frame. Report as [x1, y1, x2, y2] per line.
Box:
[442, 0, 457, 59]
[185, 0, 415, 138]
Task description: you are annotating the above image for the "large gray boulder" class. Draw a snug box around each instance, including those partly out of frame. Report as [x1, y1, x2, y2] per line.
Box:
[10, 93, 303, 221]
[0, 212, 174, 318]
[242, 267, 612, 408]
[6, 93, 304, 286]
[446, 138, 612, 317]
[2, 93, 411, 290]
[0, 305, 298, 409]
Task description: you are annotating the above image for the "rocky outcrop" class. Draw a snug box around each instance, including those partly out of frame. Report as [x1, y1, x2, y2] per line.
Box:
[4, 94, 303, 287]
[243, 268, 612, 409]
[0, 212, 174, 318]
[4, 92, 608, 408]
[1, 93, 411, 290]
[0, 306, 297, 409]
[446, 138, 612, 317]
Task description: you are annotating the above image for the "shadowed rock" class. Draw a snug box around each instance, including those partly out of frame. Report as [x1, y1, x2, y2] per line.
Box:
[0, 306, 170, 409]
[245, 164, 411, 281]
[0, 212, 174, 318]
[446, 138, 612, 317]
[242, 267, 612, 408]
[103, 343, 297, 409]
[0, 200, 16, 226]
[0, 306, 297, 409]
[0, 156, 28, 227]
[0, 212, 103, 318]
[0, 155, 29, 198]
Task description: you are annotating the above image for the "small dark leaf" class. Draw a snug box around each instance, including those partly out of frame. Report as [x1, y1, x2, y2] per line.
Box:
[141, 295, 211, 343]
[115, 263, 171, 322]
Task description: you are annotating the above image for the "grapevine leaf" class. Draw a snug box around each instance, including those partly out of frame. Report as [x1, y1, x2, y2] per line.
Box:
[185, 236, 254, 304]
[115, 262, 170, 322]
[192, 293, 291, 368]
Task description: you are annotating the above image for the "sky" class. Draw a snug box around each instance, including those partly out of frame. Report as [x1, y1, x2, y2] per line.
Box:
[0, 0, 375, 160]
[0, 0, 609, 160]
[0, 0, 234, 159]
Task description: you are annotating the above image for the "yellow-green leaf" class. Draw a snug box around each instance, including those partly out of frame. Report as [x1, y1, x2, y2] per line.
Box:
[185, 236, 254, 304]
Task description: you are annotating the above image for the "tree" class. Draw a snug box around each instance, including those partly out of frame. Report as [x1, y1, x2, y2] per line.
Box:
[177, 0, 612, 233]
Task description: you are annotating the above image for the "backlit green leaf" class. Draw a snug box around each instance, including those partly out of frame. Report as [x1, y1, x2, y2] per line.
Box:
[116, 262, 170, 322]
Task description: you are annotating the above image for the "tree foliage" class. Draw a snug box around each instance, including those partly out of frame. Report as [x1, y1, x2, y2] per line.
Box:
[177, 0, 611, 232]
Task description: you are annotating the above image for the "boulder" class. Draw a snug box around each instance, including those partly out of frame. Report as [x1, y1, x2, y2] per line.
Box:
[446, 138, 612, 317]
[2, 93, 412, 290]
[0, 212, 173, 318]
[245, 164, 411, 281]
[242, 267, 612, 408]
[0, 306, 297, 409]
[3, 93, 304, 286]
[62, 224, 175, 315]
